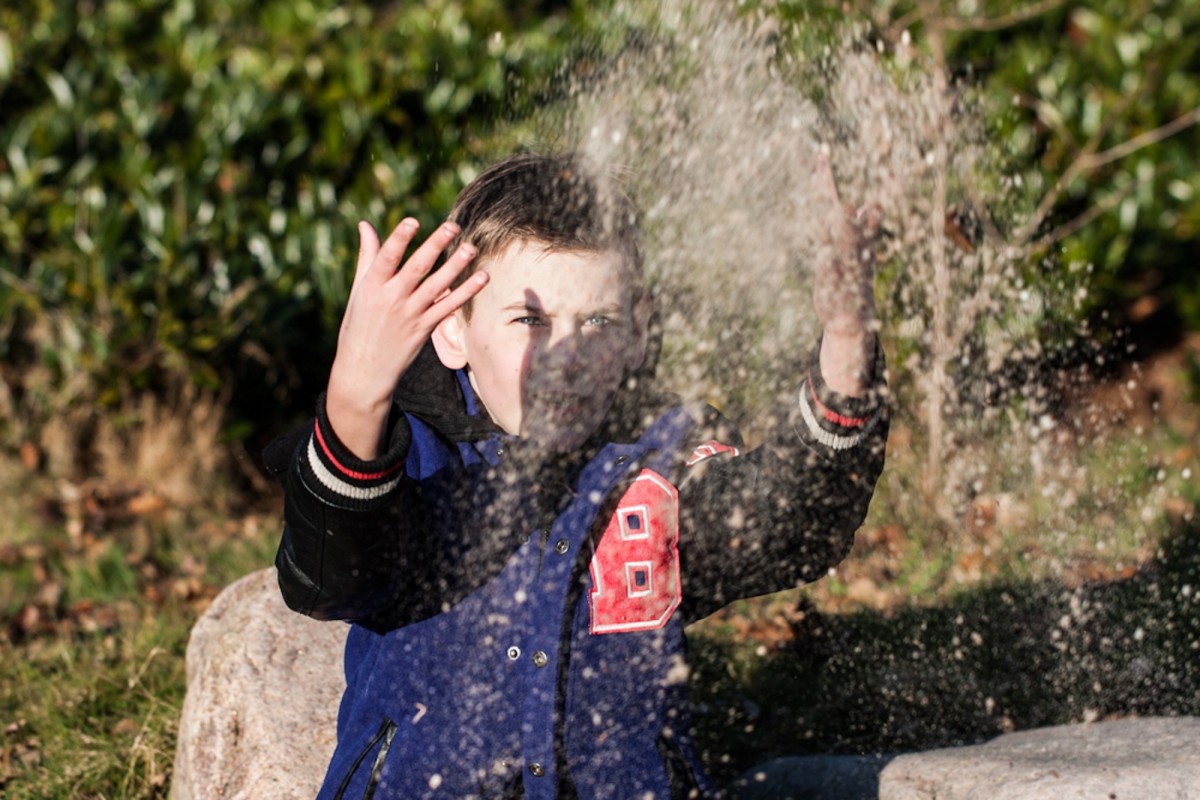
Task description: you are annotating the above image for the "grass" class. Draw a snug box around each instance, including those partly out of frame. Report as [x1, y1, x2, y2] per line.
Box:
[2, 611, 184, 798]
[1, 345, 1198, 797]
[0, 459, 279, 798]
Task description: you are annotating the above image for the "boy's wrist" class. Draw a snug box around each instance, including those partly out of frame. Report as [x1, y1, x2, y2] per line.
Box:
[325, 382, 394, 461]
[819, 325, 875, 397]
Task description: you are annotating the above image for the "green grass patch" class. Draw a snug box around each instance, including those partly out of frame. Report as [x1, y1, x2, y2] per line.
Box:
[0, 469, 280, 798]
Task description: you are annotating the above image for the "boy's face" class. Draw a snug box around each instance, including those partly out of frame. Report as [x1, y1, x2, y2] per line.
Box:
[434, 240, 649, 453]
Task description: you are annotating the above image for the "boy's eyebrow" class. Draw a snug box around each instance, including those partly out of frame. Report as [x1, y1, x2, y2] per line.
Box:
[500, 301, 627, 316]
[586, 303, 627, 317]
[502, 301, 544, 313]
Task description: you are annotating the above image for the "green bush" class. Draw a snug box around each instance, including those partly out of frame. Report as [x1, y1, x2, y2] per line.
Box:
[3, 0, 1198, 487]
[938, 0, 1200, 336]
[0, 0, 581, 476]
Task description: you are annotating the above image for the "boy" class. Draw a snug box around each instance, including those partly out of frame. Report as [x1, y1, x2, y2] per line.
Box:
[270, 152, 887, 799]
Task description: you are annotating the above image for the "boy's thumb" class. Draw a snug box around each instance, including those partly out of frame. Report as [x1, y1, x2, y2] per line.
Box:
[353, 221, 381, 286]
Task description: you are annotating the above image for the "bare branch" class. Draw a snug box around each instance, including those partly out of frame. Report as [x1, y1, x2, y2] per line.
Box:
[1012, 88, 1140, 244]
[942, 0, 1069, 32]
[1012, 93, 1078, 151]
[0, 267, 40, 296]
[1079, 105, 1200, 173]
[1033, 164, 1166, 250]
[1016, 104, 1200, 244]
[885, 6, 931, 43]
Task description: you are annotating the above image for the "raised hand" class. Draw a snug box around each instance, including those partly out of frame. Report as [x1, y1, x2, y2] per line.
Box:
[326, 218, 488, 459]
[810, 156, 881, 397]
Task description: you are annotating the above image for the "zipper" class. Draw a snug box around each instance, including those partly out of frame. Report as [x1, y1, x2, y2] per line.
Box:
[362, 719, 397, 800]
[333, 717, 397, 800]
[656, 732, 703, 800]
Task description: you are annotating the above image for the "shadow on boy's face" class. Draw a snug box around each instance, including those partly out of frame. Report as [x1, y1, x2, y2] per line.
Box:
[517, 287, 643, 454]
[433, 242, 650, 454]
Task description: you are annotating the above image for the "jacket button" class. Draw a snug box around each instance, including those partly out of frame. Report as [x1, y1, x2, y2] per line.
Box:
[531, 650, 548, 668]
[554, 539, 569, 555]
[506, 646, 521, 660]
[528, 762, 545, 777]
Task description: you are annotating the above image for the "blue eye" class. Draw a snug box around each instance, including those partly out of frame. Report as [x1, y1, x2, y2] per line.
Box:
[586, 316, 612, 327]
[515, 316, 546, 326]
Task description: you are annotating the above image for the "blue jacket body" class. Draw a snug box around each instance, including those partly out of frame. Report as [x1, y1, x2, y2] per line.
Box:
[271, 344, 888, 799]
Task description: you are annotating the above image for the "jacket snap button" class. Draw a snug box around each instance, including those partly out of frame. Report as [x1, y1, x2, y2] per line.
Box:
[506, 646, 521, 660]
[554, 539, 569, 555]
[531, 650, 549, 668]
[528, 762, 545, 777]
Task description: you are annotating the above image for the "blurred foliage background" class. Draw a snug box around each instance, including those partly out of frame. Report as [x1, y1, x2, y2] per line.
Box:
[1, 0, 1199, 796]
[1, 0, 1197, 497]
[0, 0, 588, 497]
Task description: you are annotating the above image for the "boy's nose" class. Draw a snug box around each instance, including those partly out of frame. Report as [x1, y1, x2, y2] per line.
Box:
[543, 328, 585, 379]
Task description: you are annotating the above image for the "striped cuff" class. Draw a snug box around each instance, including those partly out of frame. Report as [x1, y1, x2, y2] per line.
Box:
[297, 394, 411, 508]
[796, 338, 887, 452]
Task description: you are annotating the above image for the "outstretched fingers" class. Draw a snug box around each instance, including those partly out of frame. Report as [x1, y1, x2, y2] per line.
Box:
[424, 269, 490, 325]
[372, 217, 422, 277]
[389, 220, 462, 294]
[349, 216, 486, 327]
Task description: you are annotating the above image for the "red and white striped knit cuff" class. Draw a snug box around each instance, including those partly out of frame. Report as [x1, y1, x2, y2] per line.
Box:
[296, 395, 411, 508]
[796, 339, 887, 452]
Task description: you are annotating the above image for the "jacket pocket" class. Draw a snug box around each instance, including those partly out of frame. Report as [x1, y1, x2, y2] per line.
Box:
[333, 716, 398, 800]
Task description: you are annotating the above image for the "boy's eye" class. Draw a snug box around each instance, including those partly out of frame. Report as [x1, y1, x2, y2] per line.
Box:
[514, 316, 546, 326]
[585, 315, 612, 328]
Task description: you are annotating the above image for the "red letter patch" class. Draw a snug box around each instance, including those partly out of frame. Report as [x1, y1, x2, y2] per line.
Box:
[685, 441, 740, 467]
[589, 470, 682, 634]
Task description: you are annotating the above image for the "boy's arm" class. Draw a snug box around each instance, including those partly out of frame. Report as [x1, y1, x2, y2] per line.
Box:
[677, 156, 887, 622]
[273, 217, 488, 619]
[812, 154, 879, 399]
[677, 346, 888, 623]
[273, 394, 419, 621]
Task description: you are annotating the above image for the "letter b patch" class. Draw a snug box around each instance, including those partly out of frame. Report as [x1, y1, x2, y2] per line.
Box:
[589, 470, 682, 634]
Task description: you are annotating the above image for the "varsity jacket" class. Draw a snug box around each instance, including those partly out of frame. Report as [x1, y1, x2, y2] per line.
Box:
[268, 341, 888, 800]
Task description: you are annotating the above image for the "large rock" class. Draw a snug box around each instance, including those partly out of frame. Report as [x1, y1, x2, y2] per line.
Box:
[734, 717, 1200, 799]
[879, 716, 1200, 799]
[171, 568, 348, 800]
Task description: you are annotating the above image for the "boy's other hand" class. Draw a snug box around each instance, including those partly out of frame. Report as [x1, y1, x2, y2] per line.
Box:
[810, 156, 881, 397]
[326, 218, 488, 459]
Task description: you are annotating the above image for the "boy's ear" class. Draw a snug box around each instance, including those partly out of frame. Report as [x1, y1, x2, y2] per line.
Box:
[432, 313, 468, 370]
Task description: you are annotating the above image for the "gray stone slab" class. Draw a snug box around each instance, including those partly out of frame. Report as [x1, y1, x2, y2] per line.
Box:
[731, 718, 1200, 799]
[879, 717, 1200, 800]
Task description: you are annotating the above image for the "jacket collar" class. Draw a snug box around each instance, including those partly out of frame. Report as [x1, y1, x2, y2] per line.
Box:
[394, 342, 679, 447]
[392, 343, 502, 442]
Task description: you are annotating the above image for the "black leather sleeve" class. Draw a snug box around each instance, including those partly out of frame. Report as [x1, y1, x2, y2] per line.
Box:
[677, 341, 889, 624]
[272, 396, 421, 622]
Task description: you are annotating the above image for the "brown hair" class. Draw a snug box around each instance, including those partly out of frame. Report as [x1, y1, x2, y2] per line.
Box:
[443, 153, 644, 315]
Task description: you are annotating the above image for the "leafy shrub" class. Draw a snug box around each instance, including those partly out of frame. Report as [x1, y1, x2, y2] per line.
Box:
[0, 0, 580, 486]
